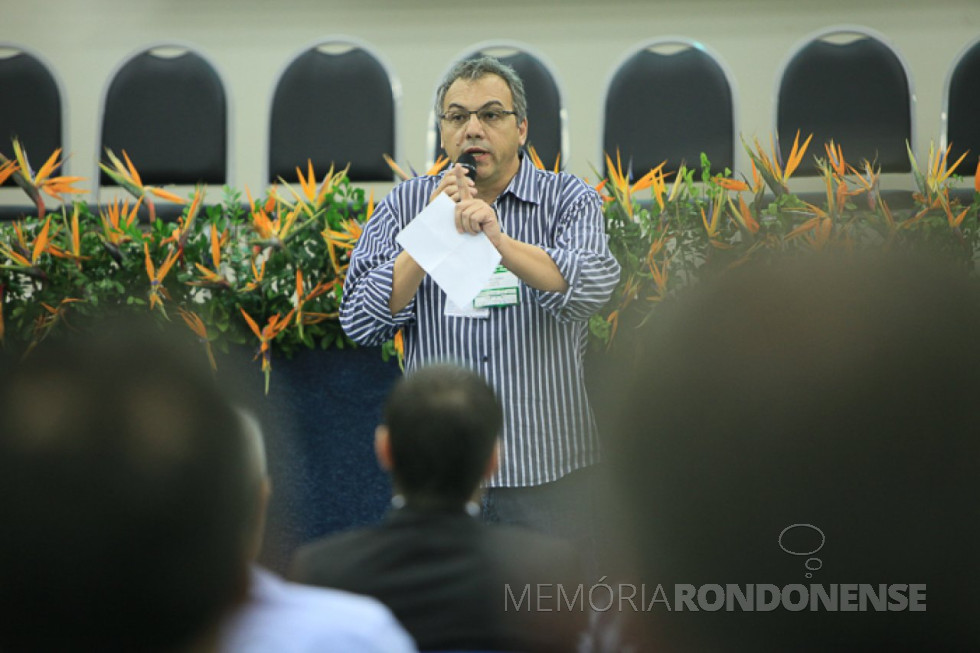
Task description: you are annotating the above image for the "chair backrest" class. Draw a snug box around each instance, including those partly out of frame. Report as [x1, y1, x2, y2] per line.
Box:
[0, 44, 66, 220]
[0, 43, 65, 185]
[269, 38, 399, 183]
[942, 37, 980, 167]
[601, 38, 736, 179]
[428, 43, 566, 170]
[97, 44, 228, 191]
[775, 26, 914, 175]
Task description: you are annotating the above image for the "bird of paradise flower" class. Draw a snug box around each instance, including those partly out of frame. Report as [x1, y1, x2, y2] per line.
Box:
[293, 268, 339, 339]
[143, 243, 181, 314]
[743, 131, 813, 196]
[99, 197, 144, 265]
[22, 297, 86, 358]
[240, 256, 267, 293]
[281, 160, 350, 218]
[909, 141, 970, 201]
[46, 205, 92, 268]
[599, 150, 666, 219]
[384, 154, 450, 181]
[0, 216, 54, 283]
[0, 138, 86, 220]
[178, 306, 217, 371]
[99, 148, 187, 221]
[392, 329, 404, 370]
[321, 213, 364, 278]
[187, 223, 231, 290]
[785, 210, 836, 252]
[905, 142, 977, 237]
[0, 158, 18, 187]
[240, 307, 296, 394]
[245, 186, 303, 250]
[527, 145, 561, 173]
[160, 187, 205, 257]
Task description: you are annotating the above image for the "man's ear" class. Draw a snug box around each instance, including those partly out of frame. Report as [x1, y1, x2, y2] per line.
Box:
[517, 117, 528, 147]
[374, 425, 393, 471]
[483, 440, 500, 480]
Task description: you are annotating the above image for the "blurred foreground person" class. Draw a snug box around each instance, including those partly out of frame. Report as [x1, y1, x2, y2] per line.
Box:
[292, 364, 585, 652]
[601, 254, 980, 651]
[218, 408, 415, 652]
[0, 320, 412, 653]
[0, 323, 251, 652]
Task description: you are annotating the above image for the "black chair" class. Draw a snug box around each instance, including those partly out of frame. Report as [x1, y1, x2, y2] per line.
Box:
[601, 38, 736, 178]
[0, 43, 65, 220]
[943, 37, 980, 177]
[776, 26, 914, 176]
[96, 43, 228, 220]
[429, 43, 566, 170]
[269, 39, 398, 183]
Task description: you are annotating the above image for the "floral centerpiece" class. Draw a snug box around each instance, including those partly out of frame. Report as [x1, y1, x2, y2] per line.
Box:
[586, 135, 980, 353]
[0, 139, 372, 392]
[2, 136, 977, 385]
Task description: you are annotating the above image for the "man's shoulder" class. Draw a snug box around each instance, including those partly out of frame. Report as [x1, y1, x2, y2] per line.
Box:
[484, 521, 579, 556]
[518, 162, 600, 204]
[471, 521, 579, 567]
[258, 567, 380, 610]
[292, 525, 382, 574]
[475, 524, 585, 595]
[220, 567, 415, 652]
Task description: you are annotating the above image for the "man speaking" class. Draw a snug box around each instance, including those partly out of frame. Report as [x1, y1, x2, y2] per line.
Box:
[340, 56, 619, 565]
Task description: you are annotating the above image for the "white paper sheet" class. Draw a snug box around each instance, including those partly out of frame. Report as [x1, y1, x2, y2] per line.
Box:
[395, 193, 502, 308]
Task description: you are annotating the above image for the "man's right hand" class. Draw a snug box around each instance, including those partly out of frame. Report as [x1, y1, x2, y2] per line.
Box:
[428, 164, 477, 204]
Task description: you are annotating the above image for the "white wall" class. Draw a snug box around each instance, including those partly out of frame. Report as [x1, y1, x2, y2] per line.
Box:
[3, 0, 979, 199]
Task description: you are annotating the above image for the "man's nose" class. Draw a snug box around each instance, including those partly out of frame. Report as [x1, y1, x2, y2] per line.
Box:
[463, 113, 485, 137]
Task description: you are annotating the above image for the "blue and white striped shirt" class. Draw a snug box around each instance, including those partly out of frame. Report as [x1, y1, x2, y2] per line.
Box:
[340, 156, 620, 487]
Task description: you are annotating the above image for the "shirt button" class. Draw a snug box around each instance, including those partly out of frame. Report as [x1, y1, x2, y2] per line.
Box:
[481, 355, 488, 363]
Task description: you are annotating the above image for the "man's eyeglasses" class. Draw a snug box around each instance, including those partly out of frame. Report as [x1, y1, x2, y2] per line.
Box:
[440, 108, 518, 128]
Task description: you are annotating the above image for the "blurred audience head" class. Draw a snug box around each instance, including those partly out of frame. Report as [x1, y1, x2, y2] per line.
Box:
[602, 253, 980, 650]
[236, 405, 273, 561]
[377, 363, 502, 510]
[0, 318, 254, 652]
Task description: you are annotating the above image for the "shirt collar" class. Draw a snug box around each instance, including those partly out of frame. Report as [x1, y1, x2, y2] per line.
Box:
[499, 152, 542, 205]
[388, 494, 481, 518]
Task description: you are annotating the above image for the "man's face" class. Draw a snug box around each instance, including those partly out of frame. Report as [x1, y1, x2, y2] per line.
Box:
[440, 74, 527, 193]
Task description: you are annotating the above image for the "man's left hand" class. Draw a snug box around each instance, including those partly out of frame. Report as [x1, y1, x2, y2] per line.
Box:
[453, 166, 503, 248]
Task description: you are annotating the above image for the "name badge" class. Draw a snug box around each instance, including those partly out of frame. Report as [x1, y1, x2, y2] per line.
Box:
[444, 297, 489, 319]
[473, 266, 521, 308]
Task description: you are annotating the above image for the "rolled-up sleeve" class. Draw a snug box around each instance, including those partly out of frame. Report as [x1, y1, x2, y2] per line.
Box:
[530, 184, 621, 322]
[340, 193, 419, 346]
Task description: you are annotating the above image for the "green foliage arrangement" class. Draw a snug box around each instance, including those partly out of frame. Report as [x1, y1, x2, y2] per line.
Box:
[586, 136, 980, 353]
[0, 142, 371, 392]
[2, 137, 978, 387]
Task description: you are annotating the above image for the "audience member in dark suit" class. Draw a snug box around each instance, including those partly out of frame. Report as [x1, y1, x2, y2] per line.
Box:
[0, 320, 252, 652]
[598, 253, 980, 651]
[290, 363, 586, 652]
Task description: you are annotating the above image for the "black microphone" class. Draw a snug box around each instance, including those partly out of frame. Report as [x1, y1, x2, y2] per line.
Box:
[456, 152, 478, 181]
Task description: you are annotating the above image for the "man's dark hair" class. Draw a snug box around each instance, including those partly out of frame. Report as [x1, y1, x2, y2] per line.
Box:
[435, 55, 528, 123]
[384, 363, 502, 508]
[0, 318, 252, 652]
[601, 253, 980, 650]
